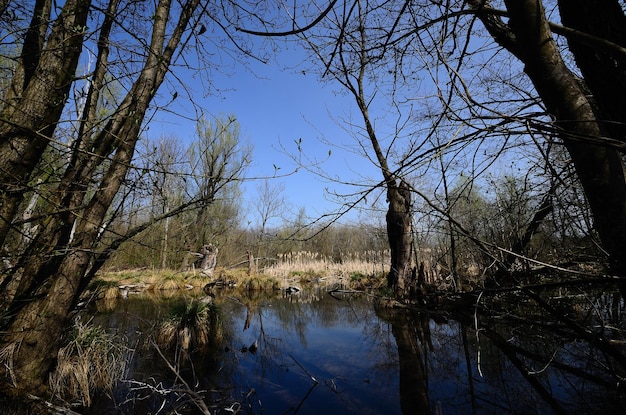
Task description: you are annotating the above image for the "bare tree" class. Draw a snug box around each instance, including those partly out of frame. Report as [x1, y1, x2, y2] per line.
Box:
[466, 0, 626, 278]
[253, 178, 286, 257]
[239, 0, 626, 287]
[299, 1, 418, 295]
[0, 0, 253, 397]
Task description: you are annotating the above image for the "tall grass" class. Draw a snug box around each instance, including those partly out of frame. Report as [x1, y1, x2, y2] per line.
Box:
[264, 250, 390, 280]
[49, 319, 129, 407]
[156, 299, 221, 357]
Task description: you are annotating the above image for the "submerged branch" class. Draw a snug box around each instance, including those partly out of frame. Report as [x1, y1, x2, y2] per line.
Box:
[289, 353, 319, 384]
[151, 340, 211, 415]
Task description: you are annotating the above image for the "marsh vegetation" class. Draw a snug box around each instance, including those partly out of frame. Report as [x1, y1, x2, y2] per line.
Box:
[3, 1, 626, 412]
[43, 279, 624, 414]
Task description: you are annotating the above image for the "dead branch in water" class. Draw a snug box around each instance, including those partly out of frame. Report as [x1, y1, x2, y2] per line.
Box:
[328, 288, 372, 301]
[289, 353, 319, 384]
[151, 340, 212, 414]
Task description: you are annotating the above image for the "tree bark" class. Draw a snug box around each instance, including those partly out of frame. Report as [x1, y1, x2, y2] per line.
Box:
[0, 0, 201, 396]
[557, 0, 626, 142]
[199, 244, 218, 277]
[0, 0, 90, 247]
[386, 179, 414, 295]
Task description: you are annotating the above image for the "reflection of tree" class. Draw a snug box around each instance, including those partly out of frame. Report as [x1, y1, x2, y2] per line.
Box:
[90, 286, 626, 413]
[219, 289, 381, 412]
[481, 326, 567, 414]
[460, 324, 478, 414]
[460, 286, 626, 413]
[370, 285, 626, 414]
[377, 308, 431, 414]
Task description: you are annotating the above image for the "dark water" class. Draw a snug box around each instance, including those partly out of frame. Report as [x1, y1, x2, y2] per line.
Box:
[88, 286, 626, 414]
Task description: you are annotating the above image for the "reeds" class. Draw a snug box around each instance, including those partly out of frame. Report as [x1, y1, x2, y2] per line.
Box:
[0, 341, 18, 387]
[264, 250, 391, 280]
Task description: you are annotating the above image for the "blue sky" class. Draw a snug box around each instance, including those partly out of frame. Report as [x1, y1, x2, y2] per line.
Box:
[151, 47, 381, 228]
[146, 36, 523, 231]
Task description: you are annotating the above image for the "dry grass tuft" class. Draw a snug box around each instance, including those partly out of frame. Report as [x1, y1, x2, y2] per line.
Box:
[103, 286, 120, 300]
[0, 341, 19, 387]
[49, 319, 129, 407]
[156, 276, 184, 291]
[156, 299, 214, 356]
[184, 272, 212, 287]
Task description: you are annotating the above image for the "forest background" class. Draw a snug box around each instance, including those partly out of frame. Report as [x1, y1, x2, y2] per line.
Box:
[1, 0, 625, 401]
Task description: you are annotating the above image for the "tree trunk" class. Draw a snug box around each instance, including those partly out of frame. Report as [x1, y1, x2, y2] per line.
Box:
[0, 250, 91, 395]
[247, 250, 257, 276]
[343, 3, 416, 297]
[386, 179, 414, 295]
[505, 0, 626, 276]
[199, 244, 218, 277]
[557, 0, 626, 143]
[162, 215, 170, 269]
[472, 0, 626, 276]
[0, 0, 90, 247]
[0, 0, 201, 397]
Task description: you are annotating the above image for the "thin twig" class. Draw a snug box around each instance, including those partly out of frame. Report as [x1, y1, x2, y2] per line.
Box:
[289, 353, 319, 384]
[151, 340, 212, 414]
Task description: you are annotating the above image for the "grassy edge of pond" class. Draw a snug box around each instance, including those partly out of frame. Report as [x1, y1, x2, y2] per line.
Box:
[89, 266, 389, 297]
[39, 266, 387, 410]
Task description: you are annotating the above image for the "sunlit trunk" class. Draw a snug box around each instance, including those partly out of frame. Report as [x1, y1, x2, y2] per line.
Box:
[0, 0, 90, 247]
[0, 250, 91, 395]
[386, 179, 414, 295]
[0, 0, 201, 398]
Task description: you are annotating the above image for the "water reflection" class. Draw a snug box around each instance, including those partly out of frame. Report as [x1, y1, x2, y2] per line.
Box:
[377, 308, 430, 414]
[87, 286, 625, 414]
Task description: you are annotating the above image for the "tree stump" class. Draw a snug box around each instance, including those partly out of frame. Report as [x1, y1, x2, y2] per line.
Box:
[199, 244, 218, 277]
[247, 250, 257, 276]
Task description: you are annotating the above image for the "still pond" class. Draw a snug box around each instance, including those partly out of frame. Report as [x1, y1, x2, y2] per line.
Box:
[86, 284, 625, 414]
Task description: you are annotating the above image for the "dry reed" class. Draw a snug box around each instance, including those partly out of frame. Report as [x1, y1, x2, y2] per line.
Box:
[264, 250, 391, 280]
[0, 341, 19, 387]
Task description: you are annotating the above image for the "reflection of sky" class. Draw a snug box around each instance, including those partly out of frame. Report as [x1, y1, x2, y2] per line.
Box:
[226, 294, 402, 415]
[89, 290, 625, 415]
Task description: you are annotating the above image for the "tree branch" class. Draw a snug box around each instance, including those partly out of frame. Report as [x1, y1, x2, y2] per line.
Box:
[236, 0, 339, 37]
